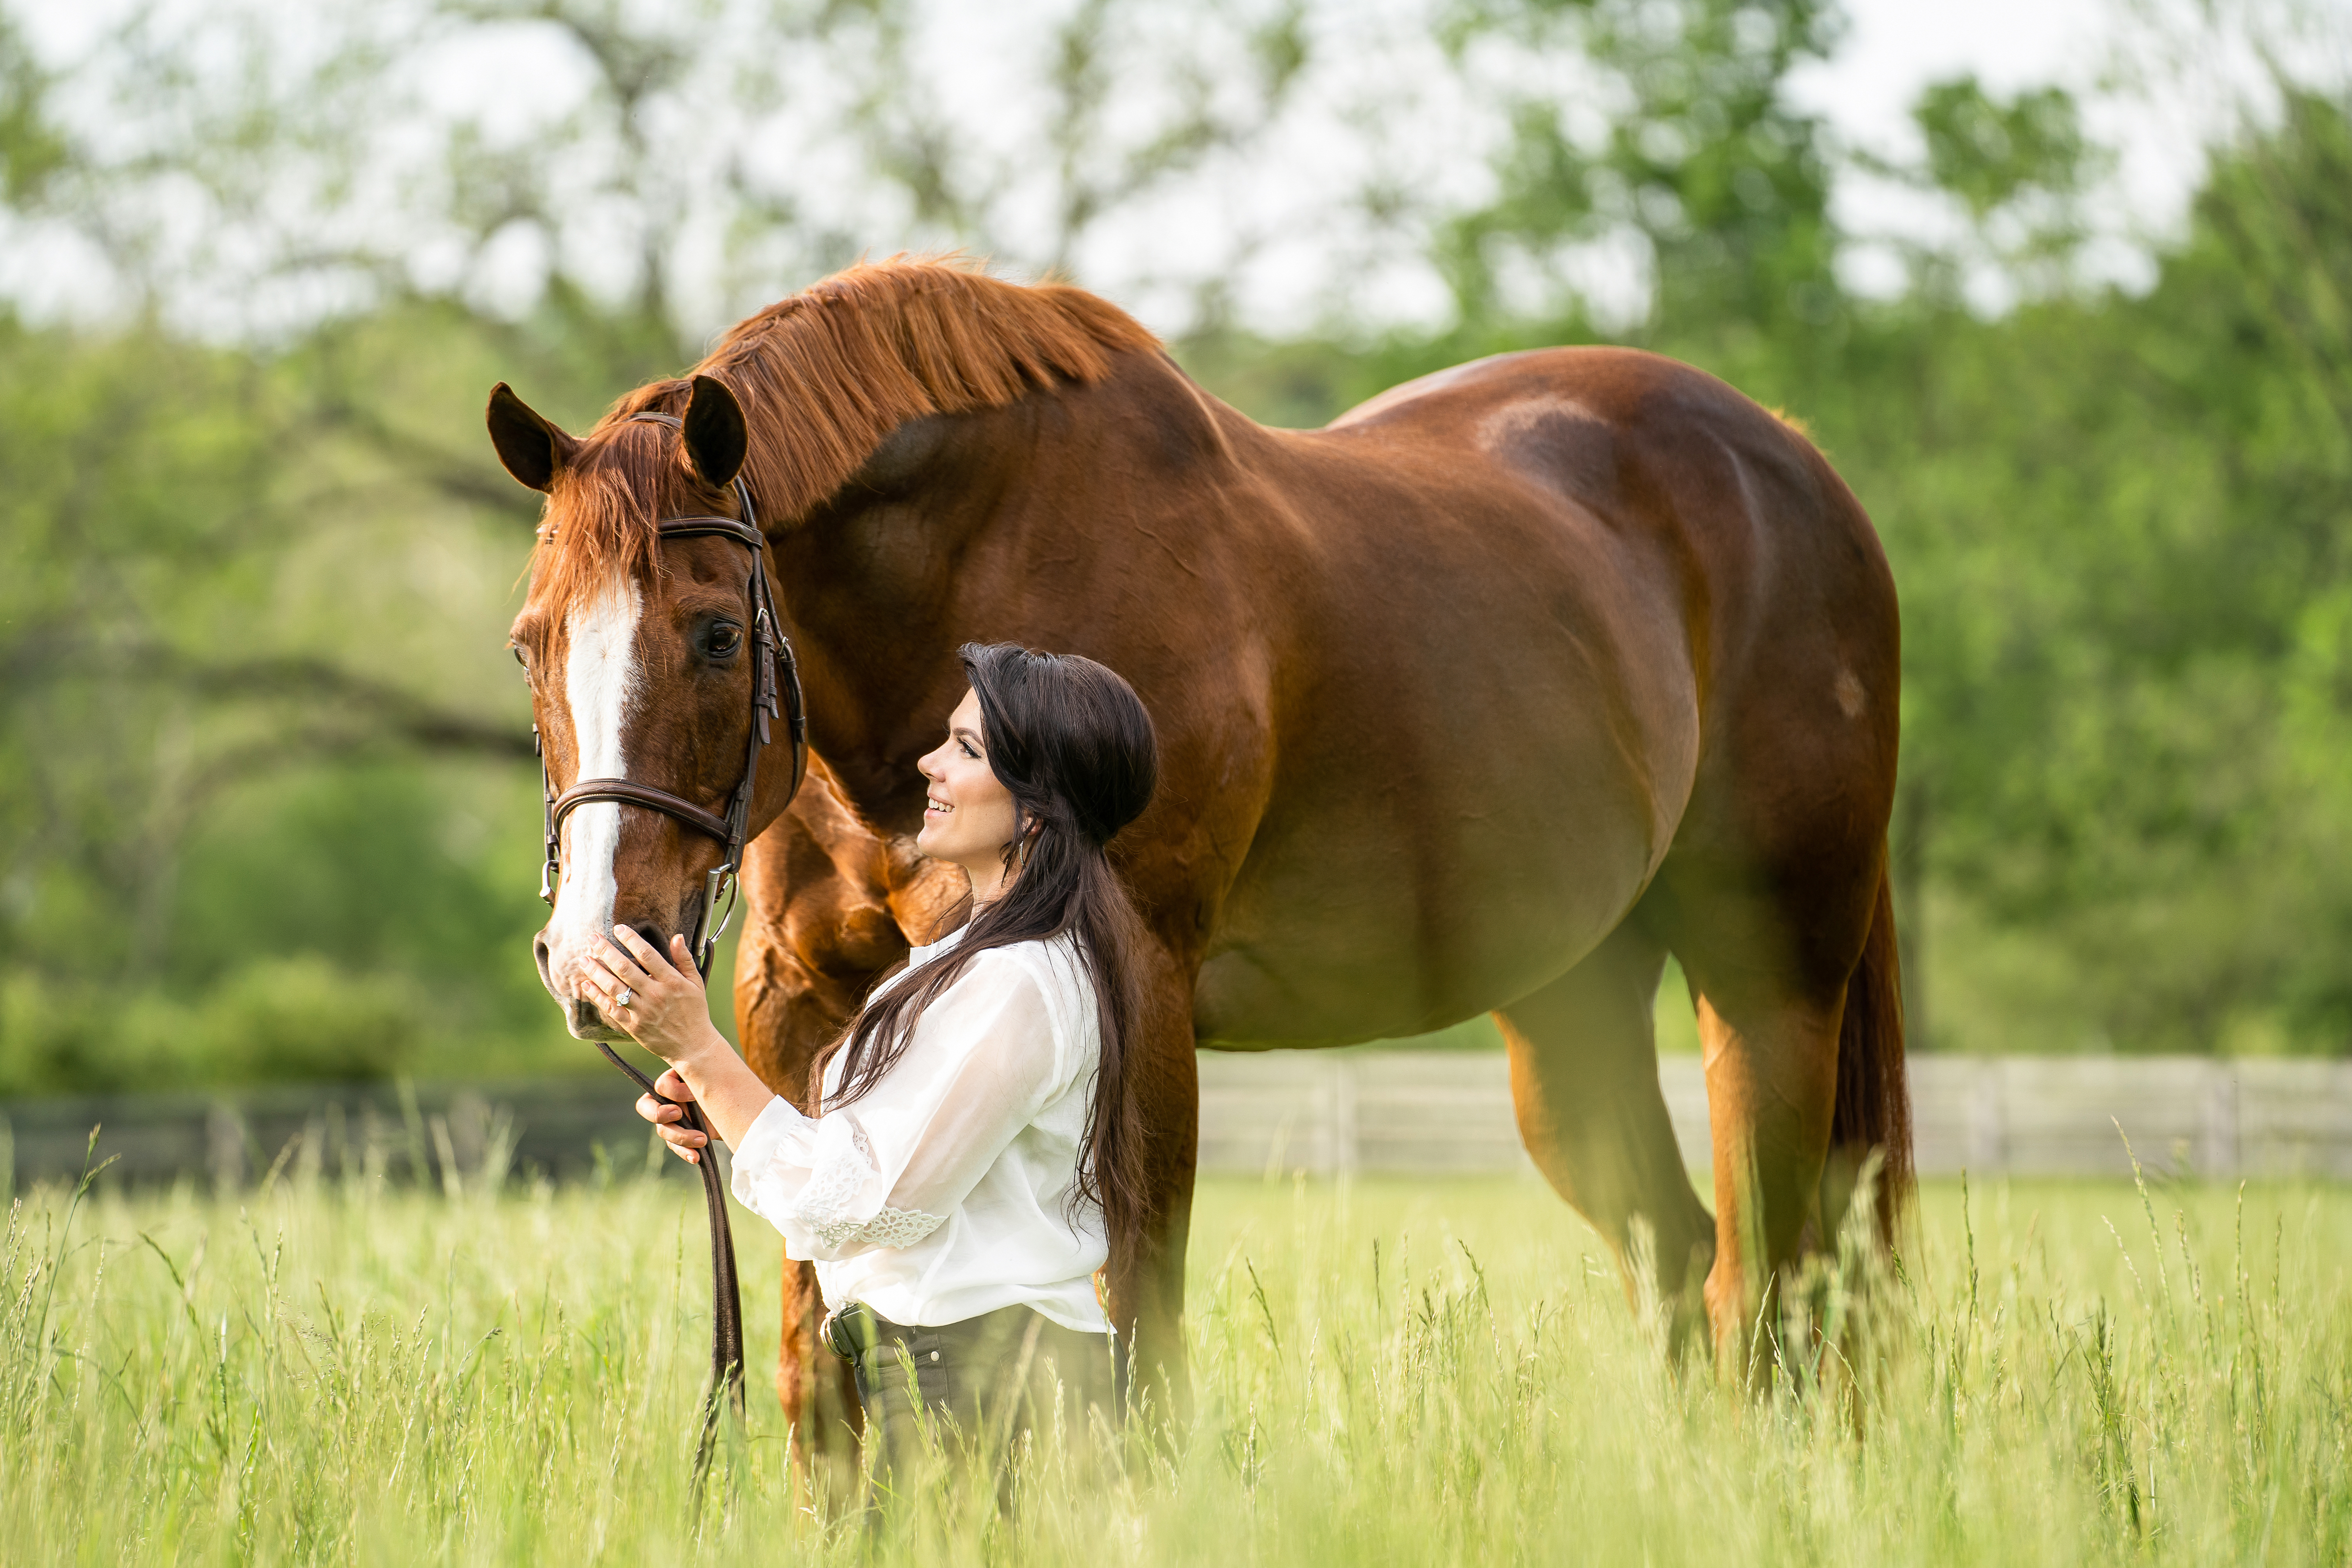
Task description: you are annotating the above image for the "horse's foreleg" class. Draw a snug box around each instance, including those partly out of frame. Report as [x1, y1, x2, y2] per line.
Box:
[776, 1252, 817, 1428]
[777, 1253, 862, 1493]
[1105, 954, 1199, 1438]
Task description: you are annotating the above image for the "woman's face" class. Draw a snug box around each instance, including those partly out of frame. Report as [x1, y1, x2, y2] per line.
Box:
[915, 688, 1023, 886]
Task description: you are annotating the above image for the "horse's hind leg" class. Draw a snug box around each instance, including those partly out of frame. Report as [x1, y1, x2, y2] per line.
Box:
[1660, 869, 1870, 1378]
[1498, 919, 1716, 1350]
[1688, 980, 1843, 1379]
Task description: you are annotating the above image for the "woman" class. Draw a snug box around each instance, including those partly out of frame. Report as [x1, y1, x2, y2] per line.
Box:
[577, 642, 1159, 1475]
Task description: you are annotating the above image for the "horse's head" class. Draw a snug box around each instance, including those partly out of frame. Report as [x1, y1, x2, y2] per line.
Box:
[490, 374, 795, 1041]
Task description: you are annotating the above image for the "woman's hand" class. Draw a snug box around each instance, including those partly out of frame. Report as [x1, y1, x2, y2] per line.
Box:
[637, 1067, 711, 1165]
[581, 928, 729, 1071]
[583, 924, 783, 1154]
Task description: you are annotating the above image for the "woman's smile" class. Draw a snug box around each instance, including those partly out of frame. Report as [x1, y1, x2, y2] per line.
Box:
[913, 688, 1022, 884]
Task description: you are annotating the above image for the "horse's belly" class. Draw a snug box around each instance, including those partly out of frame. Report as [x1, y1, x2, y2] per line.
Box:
[1187, 705, 1680, 1047]
[1189, 887, 1610, 1048]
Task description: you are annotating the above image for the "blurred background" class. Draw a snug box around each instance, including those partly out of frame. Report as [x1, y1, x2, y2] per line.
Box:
[2, 0, 2349, 1100]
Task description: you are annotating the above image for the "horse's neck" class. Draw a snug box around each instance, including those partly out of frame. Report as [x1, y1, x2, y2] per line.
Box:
[777, 350, 1251, 822]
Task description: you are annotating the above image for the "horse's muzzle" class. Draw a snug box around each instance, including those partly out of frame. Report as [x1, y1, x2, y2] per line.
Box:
[566, 995, 630, 1041]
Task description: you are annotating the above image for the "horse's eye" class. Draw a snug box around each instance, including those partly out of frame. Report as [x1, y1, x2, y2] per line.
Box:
[511, 644, 530, 671]
[708, 624, 742, 657]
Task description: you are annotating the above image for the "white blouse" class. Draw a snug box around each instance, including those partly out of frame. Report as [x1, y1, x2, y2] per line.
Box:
[727, 926, 1111, 1332]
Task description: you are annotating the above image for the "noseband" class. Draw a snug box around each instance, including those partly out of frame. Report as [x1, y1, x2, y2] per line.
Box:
[528, 408, 809, 1486]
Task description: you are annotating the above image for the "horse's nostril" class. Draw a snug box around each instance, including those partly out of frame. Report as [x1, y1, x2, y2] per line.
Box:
[628, 923, 668, 956]
[533, 935, 552, 982]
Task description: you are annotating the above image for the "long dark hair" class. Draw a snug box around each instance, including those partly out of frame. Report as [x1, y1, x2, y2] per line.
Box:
[812, 642, 1160, 1247]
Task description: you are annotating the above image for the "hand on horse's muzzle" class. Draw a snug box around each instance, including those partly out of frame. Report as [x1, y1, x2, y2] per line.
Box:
[638, 1067, 708, 1164]
[582, 926, 719, 1064]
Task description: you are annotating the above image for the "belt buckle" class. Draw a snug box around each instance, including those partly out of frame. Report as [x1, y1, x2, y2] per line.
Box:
[822, 1300, 876, 1361]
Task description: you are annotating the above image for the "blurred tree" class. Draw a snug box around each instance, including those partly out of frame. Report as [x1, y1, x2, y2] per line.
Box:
[3, 0, 2350, 1093]
[1824, 80, 2352, 1054]
[0, 0, 1324, 1092]
[1912, 76, 2095, 223]
[1432, 0, 1843, 355]
[0, 311, 555, 1090]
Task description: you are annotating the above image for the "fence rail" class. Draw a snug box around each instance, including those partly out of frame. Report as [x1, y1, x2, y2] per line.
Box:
[6, 1054, 2350, 1192]
[1198, 1053, 2352, 1180]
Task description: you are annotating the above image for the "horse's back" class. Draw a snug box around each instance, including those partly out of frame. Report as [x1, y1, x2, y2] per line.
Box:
[1326, 346, 1870, 563]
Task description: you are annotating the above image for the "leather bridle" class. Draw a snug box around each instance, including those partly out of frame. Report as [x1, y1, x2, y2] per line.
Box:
[536, 411, 808, 977]
[529, 408, 808, 1482]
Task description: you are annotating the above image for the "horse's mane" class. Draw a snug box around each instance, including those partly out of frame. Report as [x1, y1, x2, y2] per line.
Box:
[530, 257, 1160, 612]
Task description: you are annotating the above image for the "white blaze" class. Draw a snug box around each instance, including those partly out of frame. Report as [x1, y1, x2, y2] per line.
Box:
[547, 579, 642, 1013]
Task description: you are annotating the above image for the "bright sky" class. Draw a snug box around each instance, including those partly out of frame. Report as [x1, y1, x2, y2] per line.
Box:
[9, 0, 2329, 338]
[1800, 0, 2109, 136]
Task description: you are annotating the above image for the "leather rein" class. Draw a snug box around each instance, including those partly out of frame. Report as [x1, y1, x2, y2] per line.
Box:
[531, 408, 809, 1475]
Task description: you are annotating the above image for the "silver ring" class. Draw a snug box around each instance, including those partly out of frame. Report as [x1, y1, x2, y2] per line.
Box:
[616, 986, 634, 1010]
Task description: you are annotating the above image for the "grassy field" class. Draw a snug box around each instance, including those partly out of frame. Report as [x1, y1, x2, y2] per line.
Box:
[3, 1153, 2348, 1565]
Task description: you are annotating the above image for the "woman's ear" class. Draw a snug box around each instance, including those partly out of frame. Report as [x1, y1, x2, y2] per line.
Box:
[682, 374, 748, 489]
[486, 383, 580, 493]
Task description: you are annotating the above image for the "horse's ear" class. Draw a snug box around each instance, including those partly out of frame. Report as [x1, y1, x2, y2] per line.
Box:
[486, 383, 578, 495]
[682, 374, 748, 489]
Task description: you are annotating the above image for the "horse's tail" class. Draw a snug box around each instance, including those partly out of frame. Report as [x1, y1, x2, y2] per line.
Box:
[1829, 852, 1912, 1245]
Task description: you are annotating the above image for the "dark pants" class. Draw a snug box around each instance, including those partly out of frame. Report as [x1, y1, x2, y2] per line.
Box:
[826, 1301, 1119, 1482]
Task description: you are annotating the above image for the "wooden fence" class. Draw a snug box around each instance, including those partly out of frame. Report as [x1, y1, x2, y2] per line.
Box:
[1198, 1052, 2352, 1180]
[5, 1054, 2351, 1192]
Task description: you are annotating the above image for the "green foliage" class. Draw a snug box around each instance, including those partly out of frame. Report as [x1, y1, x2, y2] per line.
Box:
[1436, 0, 1845, 339]
[1846, 93, 2352, 1054]
[0, 1172, 2347, 1561]
[0, 297, 592, 1093]
[0, 13, 65, 206]
[1913, 75, 2095, 220]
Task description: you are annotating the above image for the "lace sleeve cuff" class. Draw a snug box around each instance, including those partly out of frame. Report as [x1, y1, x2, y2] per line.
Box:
[731, 1100, 947, 1257]
[789, 1117, 947, 1252]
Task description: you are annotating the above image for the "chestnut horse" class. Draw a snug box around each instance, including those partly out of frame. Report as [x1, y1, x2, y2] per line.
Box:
[490, 258, 1909, 1445]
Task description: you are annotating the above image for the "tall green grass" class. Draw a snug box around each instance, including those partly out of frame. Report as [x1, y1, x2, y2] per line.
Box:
[3, 1148, 2347, 1564]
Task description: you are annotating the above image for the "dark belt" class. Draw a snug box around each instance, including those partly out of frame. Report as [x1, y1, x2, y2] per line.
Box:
[822, 1299, 1008, 1360]
[822, 1299, 1129, 1416]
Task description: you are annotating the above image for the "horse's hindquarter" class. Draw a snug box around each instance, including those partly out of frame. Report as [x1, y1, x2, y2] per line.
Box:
[1190, 354, 1715, 1047]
